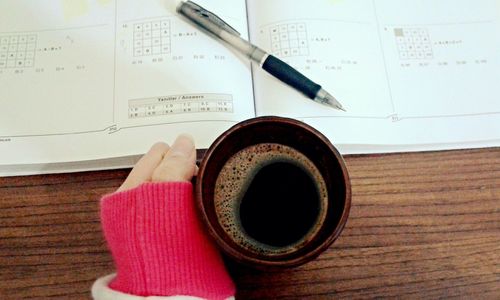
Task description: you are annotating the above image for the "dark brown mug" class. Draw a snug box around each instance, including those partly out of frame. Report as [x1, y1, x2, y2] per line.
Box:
[195, 116, 351, 268]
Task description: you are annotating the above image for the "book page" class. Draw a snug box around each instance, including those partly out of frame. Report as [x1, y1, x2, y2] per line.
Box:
[113, 0, 255, 150]
[0, 0, 254, 170]
[247, 0, 500, 152]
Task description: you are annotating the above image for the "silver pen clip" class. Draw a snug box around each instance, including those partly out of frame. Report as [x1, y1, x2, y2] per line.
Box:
[178, 1, 240, 36]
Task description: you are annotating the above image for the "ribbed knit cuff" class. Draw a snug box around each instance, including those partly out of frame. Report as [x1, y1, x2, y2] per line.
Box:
[100, 182, 235, 300]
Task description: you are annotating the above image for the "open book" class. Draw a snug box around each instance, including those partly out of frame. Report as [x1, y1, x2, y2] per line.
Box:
[1, 0, 499, 176]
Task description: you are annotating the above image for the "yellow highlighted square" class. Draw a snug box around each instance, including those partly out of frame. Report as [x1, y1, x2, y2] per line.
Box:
[97, 0, 112, 5]
[61, 0, 89, 20]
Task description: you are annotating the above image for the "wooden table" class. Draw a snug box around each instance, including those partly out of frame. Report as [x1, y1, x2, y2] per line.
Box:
[1, 148, 499, 299]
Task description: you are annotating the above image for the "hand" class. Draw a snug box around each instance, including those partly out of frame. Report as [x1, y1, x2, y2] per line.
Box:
[117, 134, 197, 192]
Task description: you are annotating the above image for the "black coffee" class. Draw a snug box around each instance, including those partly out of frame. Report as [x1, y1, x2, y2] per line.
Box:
[214, 143, 328, 255]
[239, 162, 320, 247]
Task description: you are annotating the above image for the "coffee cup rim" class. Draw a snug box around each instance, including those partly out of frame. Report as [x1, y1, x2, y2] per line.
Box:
[195, 116, 352, 268]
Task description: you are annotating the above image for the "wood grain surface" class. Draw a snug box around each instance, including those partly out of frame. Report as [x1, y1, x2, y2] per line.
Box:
[0, 148, 499, 299]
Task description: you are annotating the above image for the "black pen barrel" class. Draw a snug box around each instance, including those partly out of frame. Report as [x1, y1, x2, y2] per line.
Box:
[262, 55, 321, 99]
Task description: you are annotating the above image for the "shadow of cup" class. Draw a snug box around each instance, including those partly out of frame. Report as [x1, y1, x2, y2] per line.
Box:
[196, 116, 351, 268]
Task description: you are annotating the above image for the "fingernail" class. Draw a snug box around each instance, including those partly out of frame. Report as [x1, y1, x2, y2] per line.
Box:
[170, 134, 195, 156]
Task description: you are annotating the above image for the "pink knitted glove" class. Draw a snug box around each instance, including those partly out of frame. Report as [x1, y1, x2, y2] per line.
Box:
[100, 181, 235, 299]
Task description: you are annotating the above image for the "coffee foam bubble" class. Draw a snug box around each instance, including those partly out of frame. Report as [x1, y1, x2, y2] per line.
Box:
[214, 143, 328, 256]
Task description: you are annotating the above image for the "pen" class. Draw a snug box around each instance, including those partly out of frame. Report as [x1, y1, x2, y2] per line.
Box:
[175, 0, 346, 111]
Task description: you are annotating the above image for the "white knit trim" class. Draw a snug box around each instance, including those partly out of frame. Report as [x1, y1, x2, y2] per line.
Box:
[92, 274, 232, 300]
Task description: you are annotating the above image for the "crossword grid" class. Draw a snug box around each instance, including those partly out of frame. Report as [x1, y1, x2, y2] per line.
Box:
[394, 28, 433, 60]
[270, 23, 309, 58]
[133, 19, 171, 57]
[0, 34, 37, 68]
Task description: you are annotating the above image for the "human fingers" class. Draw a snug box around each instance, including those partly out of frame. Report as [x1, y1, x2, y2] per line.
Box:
[117, 142, 170, 191]
[152, 134, 196, 182]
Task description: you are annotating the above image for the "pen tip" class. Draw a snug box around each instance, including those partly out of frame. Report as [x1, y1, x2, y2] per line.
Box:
[317, 90, 346, 111]
[330, 98, 346, 112]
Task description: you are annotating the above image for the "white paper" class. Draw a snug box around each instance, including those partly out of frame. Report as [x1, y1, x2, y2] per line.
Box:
[1, 0, 500, 176]
[0, 0, 255, 170]
[248, 0, 500, 147]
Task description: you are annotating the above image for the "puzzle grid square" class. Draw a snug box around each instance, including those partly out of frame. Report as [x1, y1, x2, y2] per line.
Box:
[0, 34, 37, 68]
[133, 19, 171, 57]
[394, 28, 433, 60]
[270, 23, 309, 58]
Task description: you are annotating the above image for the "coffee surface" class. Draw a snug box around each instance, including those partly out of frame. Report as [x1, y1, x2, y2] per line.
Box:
[239, 161, 319, 247]
[214, 143, 328, 255]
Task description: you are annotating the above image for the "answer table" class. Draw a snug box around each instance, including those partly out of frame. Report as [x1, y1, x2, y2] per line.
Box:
[0, 148, 499, 299]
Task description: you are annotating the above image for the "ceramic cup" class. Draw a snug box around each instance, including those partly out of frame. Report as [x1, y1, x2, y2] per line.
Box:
[196, 116, 351, 268]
